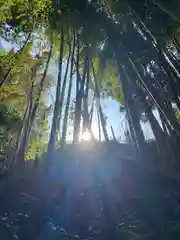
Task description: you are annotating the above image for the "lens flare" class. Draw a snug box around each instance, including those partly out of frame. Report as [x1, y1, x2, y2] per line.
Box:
[82, 130, 91, 141]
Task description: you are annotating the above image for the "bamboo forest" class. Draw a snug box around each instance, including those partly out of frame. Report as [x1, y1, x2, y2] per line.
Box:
[1, 0, 180, 239]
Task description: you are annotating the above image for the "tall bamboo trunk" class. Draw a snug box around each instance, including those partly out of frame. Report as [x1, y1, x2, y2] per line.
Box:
[159, 110, 169, 135]
[99, 104, 109, 141]
[61, 74, 73, 146]
[14, 86, 34, 167]
[111, 126, 116, 141]
[128, 52, 180, 139]
[119, 64, 146, 155]
[130, 6, 180, 131]
[61, 30, 76, 146]
[173, 35, 180, 54]
[127, 96, 146, 153]
[10, 32, 52, 168]
[99, 13, 151, 151]
[97, 4, 180, 161]
[137, 85, 171, 160]
[57, 42, 72, 142]
[129, 4, 180, 109]
[82, 46, 90, 134]
[158, 50, 180, 109]
[26, 43, 53, 143]
[97, 108, 101, 141]
[88, 103, 95, 138]
[132, 61, 173, 158]
[73, 35, 81, 143]
[152, 0, 180, 24]
[126, 110, 137, 145]
[14, 60, 40, 167]
[91, 58, 109, 141]
[47, 25, 64, 158]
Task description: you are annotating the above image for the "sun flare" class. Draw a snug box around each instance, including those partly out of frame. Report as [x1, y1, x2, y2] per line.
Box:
[82, 130, 91, 141]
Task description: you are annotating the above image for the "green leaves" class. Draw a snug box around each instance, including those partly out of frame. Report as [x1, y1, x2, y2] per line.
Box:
[0, 29, 53, 158]
[0, 0, 52, 35]
[0, 51, 16, 73]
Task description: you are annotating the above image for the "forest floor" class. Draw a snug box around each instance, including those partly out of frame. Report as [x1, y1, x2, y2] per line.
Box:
[0, 150, 180, 240]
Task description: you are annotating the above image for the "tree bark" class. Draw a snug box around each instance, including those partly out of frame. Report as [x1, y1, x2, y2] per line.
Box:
[26, 41, 53, 146]
[119, 64, 146, 155]
[152, 0, 180, 25]
[73, 34, 82, 143]
[111, 126, 116, 141]
[47, 24, 64, 157]
[14, 80, 34, 167]
[61, 30, 76, 146]
[97, 108, 101, 141]
[56, 42, 72, 142]
[82, 46, 90, 134]
[0, 31, 32, 89]
[91, 58, 109, 141]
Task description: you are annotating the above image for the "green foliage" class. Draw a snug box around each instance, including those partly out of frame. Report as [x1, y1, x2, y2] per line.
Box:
[0, 0, 52, 32]
[0, 34, 53, 159]
[0, 51, 16, 73]
[99, 59, 124, 104]
[0, 104, 21, 151]
[0, 104, 21, 127]
[25, 112, 49, 160]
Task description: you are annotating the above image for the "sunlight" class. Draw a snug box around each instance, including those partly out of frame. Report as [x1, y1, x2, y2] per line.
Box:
[82, 130, 91, 141]
[91, 122, 99, 140]
[65, 121, 100, 142]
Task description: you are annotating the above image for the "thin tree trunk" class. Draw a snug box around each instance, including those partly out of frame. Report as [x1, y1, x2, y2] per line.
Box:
[99, 104, 109, 141]
[14, 79, 34, 167]
[137, 85, 168, 158]
[47, 24, 64, 157]
[97, 5, 180, 158]
[73, 34, 82, 143]
[57, 40, 72, 142]
[26, 41, 53, 142]
[126, 110, 137, 145]
[82, 101, 95, 140]
[158, 50, 180, 109]
[82, 47, 90, 134]
[98, 13, 147, 152]
[99, 9, 162, 150]
[14, 103, 29, 151]
[91, 58, 109, 141]
[127, 53, 180, 137]
[127, 95, 146, 153]
[89, 102, 95, 136]
[129, 5, 180, 124]
[159, 111, 169, 135]
[97, 108, 101, 141]
[153, 0, 180, 24]
[111, 126, 116, 141]
[129, 4, 180, 110]
[120, 64, 146, 154]
[73, 34, 89, 143]
[173, 35, 180, 54]
[0, 31, 32, 88]
[61, 30, 76, 146]
[14, 61, 40, 167]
